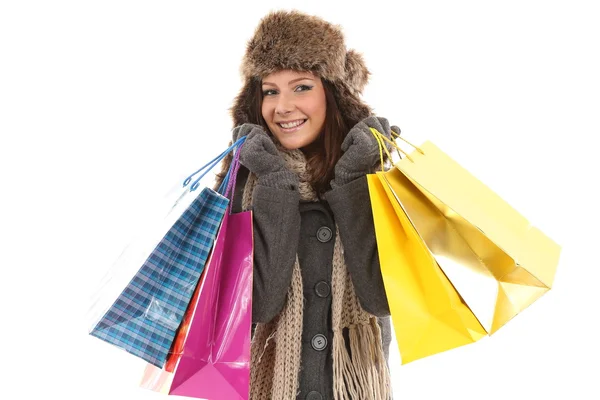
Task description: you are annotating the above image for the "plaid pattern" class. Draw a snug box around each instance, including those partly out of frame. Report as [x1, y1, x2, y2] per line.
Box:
[91, 188, 229, 367]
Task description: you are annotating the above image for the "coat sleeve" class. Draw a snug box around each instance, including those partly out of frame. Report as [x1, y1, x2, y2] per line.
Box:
[325, 176, 390, 317]
[247, 183, 301, 323]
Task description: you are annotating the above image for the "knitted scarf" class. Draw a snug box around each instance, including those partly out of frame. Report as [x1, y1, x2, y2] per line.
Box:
[243, 145, 391, 400]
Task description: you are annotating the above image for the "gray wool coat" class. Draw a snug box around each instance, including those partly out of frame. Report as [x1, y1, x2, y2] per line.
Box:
[232, 166, 392, 400]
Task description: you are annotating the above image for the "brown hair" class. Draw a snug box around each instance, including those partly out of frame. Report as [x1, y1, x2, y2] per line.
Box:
[302, 79, 347, 195]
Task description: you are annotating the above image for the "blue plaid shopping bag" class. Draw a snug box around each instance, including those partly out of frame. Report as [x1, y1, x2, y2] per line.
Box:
[89, 137, 246, 367]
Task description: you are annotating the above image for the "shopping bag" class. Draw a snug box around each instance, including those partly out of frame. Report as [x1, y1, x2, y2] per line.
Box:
[139, 210, 229, 394]
[88, 138, 245, 368]
[369, 129, 561, 363]
[138, 273, 206, 394]
[385, 139, 561, 334]
[141, 139, 253, 400]
[367, 173, 487, 364]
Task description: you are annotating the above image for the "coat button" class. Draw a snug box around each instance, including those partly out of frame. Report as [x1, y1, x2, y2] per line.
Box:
[306, 391, 323, 400]
[317, 226, 332, 243]
[315, 281, 331, 298]
[311, 334, 328, 351]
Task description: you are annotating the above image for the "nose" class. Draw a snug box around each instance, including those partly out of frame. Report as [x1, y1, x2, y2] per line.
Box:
[275, 92, 295, 116]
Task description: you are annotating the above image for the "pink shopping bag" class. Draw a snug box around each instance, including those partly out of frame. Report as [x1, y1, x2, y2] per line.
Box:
[141, 139, 253, 400]
[169, 209, 253, 399]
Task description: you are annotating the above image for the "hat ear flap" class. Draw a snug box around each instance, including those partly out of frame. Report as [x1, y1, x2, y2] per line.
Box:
[230, 78, 259, 127]
[344, 50, 370, 95]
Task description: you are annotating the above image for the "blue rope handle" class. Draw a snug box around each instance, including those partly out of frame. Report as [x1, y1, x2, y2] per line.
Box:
[217, 166, 231, 195]
[183, 136, 247, 192]
[221, 135, 247, 196]
[217, 136, 247, 195]
[216, 154, 234, 195]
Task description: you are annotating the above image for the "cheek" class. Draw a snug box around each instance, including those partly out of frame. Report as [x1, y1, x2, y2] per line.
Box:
[304, 97, 326, 126]
[261, 102, 270, 121]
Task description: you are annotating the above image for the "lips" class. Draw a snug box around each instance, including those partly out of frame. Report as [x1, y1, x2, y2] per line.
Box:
[277, 119, 307, 132]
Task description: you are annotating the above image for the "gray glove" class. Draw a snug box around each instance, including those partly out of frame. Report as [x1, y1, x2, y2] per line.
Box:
[233, 123, 299, 190]
[332, 116, 400, 188]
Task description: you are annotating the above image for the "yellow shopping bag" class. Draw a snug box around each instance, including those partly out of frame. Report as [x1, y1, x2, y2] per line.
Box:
[368, 173, 487, 364]
[370, 129, 561, 348]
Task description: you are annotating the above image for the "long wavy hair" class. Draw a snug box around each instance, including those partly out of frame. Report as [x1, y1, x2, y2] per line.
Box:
[214, 77, 386, 196]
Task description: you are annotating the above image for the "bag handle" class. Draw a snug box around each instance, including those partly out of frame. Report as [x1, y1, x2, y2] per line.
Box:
[216, 135, 245, 209]
[369, 127, 425, 170]
[183, 136, 247, 192]
[223, 140, 243, 200]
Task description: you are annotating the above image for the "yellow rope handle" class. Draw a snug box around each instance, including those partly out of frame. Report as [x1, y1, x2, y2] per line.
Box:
[389, 129, 403, 160]
[390, 129, 425, 155]
[370, 127, 418, 163]
[370, 127, 386, 172]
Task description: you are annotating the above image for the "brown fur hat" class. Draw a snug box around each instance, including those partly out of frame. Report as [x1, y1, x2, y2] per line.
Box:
[230, 10, 372, 128]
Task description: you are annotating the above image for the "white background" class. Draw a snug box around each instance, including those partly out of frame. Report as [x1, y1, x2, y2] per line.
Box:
[1, 1, 598, 399]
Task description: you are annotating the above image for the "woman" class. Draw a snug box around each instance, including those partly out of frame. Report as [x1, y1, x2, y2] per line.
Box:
[214, 10, 399, 400]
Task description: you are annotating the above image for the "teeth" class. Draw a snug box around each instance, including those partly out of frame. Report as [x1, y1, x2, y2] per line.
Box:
[280, 120, 304, 128]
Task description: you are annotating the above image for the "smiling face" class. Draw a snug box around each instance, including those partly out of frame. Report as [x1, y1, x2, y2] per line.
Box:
[261, 70, 327, 150]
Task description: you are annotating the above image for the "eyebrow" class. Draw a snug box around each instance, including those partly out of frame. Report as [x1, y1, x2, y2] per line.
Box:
[262, 77, 315, 87]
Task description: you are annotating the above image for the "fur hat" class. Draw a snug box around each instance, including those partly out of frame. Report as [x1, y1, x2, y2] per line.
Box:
[230, 10, 372, 128]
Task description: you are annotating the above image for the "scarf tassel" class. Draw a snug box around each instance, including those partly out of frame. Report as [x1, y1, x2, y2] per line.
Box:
[332, 322, 391, 400]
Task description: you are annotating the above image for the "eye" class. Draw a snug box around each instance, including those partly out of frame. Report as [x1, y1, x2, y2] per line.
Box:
[295, 84, 313, 92]
[262, 89, 278, 96]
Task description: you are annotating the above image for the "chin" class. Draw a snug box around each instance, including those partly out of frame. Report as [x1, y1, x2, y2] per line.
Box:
[274, 135, 313, 150]
[278, 141, 303, 151]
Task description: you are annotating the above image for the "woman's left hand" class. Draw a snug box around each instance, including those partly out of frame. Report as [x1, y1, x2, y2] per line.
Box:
[331, 116, 399, 188]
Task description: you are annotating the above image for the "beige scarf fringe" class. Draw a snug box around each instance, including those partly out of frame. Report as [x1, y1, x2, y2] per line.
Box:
[243, 146, 391, 400]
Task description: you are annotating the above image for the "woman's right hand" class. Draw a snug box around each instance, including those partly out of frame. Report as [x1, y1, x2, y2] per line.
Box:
[232, 123, 264, 143]
[233, 123, 299, 190]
